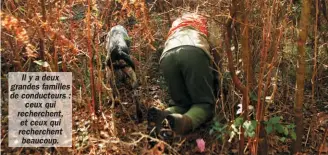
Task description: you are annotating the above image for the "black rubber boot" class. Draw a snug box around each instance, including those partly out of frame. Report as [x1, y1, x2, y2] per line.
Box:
[147, 107, 172, 147]
[147, 107, 172, 134]
[166, 114, 193, 135]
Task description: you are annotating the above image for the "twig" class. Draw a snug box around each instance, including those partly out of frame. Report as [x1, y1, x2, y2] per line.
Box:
[305, 126, 311, 147]
[319, 128, 328, 155]
[131, 132, 180, 155]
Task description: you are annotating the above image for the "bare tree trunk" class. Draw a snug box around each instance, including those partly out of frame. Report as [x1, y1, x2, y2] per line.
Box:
[239, 0, 258, 153]
[225, 20, 246, 155]
[292, 0, 310, 153]
[40, 0, 46, 71]
[311, 0, 319, 106]
[226, 3, 247, 152]
[87, 0, 97, 115]
[241, 0, 253, 92]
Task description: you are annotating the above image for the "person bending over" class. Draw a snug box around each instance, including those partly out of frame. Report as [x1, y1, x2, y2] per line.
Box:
[148, 13, 221, 135]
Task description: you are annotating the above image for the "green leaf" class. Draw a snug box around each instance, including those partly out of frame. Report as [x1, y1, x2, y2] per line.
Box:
[222, 125, 228, 130]
[243, 120, 257, 138]
[216, 135, 222, 140]
[263, 120, 269, 125]
[269, 116, 281, 124]
[251, 120, 257, 130]
[275, 124, 284, 134]
[243, 121, 251, 129]
[291, 131, 297, 140]
[234, 117, 244, 127]
[279, 137, 286, 142]
[287, 124, 296, 129]
[283, 127, 289, 136]
[249, 92, 258, 102]
[247, 131, 256, 138]
[265, 125, 273, 134]
[243, 120, 257, 131]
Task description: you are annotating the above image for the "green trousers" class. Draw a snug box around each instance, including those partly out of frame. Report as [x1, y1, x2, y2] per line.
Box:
[160, 45, 215, 130]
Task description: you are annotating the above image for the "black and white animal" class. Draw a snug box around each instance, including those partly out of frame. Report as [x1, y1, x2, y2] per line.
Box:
[105, 25, 138, 88]
[105, 25, 135, 71]
[105, 25, 141, 122]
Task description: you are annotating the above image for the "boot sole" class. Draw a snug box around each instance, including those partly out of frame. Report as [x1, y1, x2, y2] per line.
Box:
[147, 107, 158, 126]
[147, 107, 162, 148]
[166, 114, 176, 130]
[147, 107, 170, 135]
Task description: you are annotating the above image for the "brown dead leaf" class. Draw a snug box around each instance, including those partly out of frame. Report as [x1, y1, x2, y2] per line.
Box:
[319, 144, 328, 153]
[112, 145, 118, 151]
[142, 142, 165, 155]
[317, 112, 328, 126]
[231, 149, 238, 153]
[100, 131, 109, 138]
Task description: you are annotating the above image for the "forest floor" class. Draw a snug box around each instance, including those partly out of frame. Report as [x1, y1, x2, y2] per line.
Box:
[1, 47, 328, 155]
[1, 1, 328, 154]
[70, 50, 328, 154]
